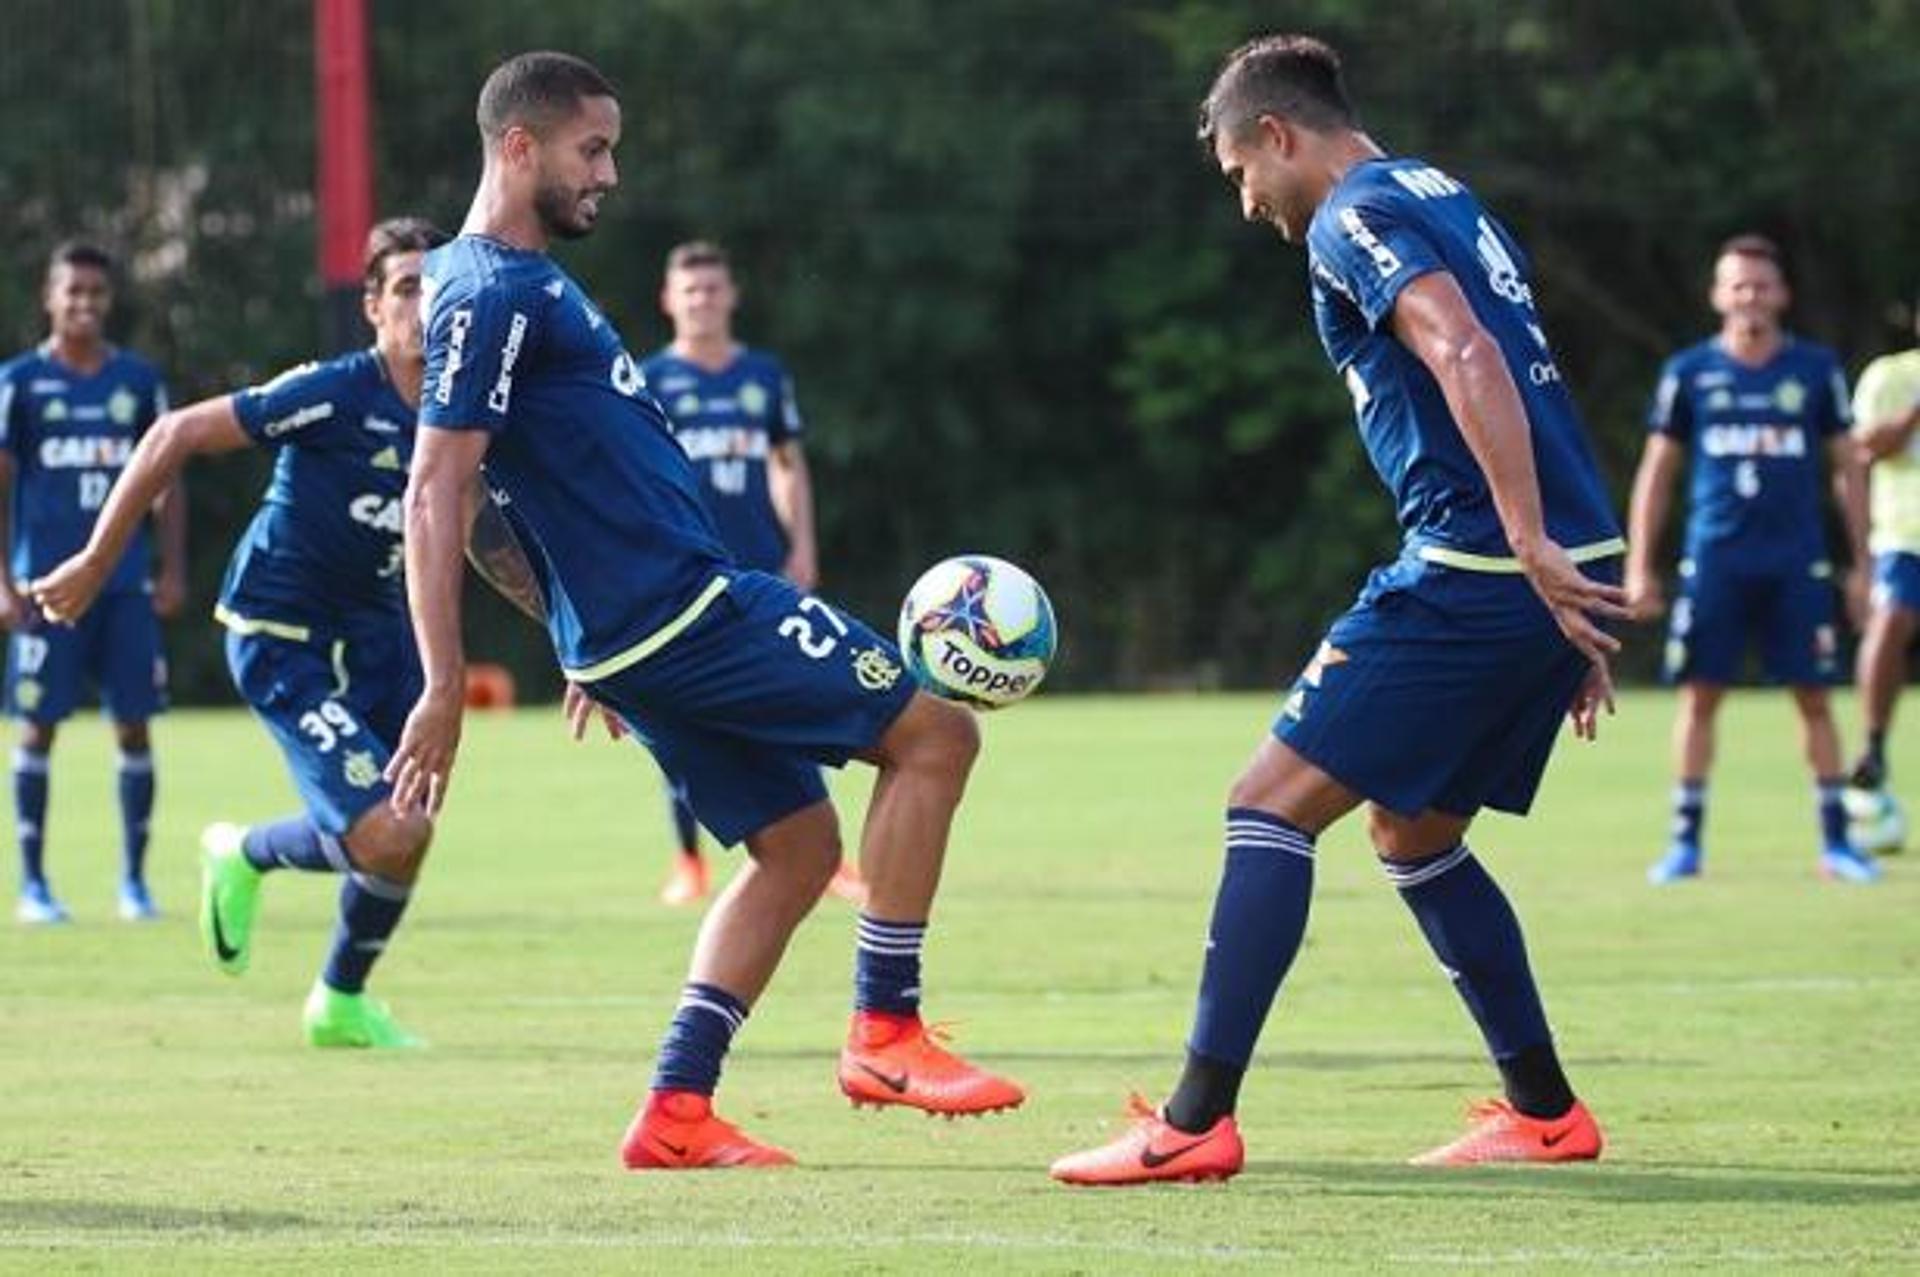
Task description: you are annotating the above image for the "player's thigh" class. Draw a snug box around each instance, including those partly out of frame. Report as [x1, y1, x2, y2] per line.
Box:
[335, 624, 423, 746]
[1759, 567, 1841, 685]
[1663, 563, 1747, 685]
[1872, 551, 1920, 620]
[618, 702, 827, 849]
[224, 631, 396, 837]
[90, 592, 167, 724]
[605, 571, 916, 767]
[1228, 736, 1363, 836]
[7, 623, 83, 724]
[1433, 639, 1590, 818]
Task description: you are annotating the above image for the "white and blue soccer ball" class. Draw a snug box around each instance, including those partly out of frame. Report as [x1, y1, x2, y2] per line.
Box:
[897, 555, 1057, 709]
[1843, 786, 1907, 856]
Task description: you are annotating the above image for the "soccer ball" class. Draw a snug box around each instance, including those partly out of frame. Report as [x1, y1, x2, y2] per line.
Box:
[1843, 786, 1907, 856]
[897, 555, 1057, 709]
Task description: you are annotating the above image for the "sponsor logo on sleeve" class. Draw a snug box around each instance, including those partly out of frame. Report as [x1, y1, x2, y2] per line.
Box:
[487, 312, 529, 414]
[434, 308, 472, 407]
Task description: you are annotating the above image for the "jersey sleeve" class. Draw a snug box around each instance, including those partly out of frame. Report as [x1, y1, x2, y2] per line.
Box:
[0, 363, 23, 459]
[1647, 355, 1692, 441]
[771, 364, 804, 445]
[420, 280, 541, 434]
[230, 361, 345, 449]
[1814, 351, 1851, 437]
[1307, 194, 1447, 331]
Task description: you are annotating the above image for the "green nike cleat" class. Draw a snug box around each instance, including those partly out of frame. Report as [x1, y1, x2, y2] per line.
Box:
[200, 822, 263, 976]
[302, 983, 426, 1049]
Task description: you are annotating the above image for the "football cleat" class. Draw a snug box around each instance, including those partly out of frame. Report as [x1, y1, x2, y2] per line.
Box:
[1410, 1098, 1603, 1166]
[1819, 843, 1883, 884]
[838, 1012, 1025, 1115]
[16, 878, 70, 925]
[659, 853, 709, 907]
[825, 859, 868, 907]
[1646, 841, 1702, 885]
[1049, 1093, 1244, 1186]
[302, 982, 425, 1049]
[620, 1090, 794, 1170]
[1847, 754, 1886, 792]
[200, 822, 262, 974]
[116, 878, 159, 921]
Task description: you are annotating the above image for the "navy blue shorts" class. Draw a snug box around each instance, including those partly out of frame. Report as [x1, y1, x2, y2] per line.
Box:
[584, 572, 917, 846]
[7, 590, 166, 724]
[1873, 551, 1920, 615]
[1273, 555, 1606, 819]
[226, 620, 421, 836]
[1662, 557, 1839, 685]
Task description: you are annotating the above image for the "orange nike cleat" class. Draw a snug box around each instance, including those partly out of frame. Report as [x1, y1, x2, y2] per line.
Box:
[659, 853, 709, 907]
[825, 859, 868, 907]
[838, 1011, 1025, 1116]
[620, 1090, 795, 1170]
[1049, 1093, 1244, 1186]
[1410, 1098, 1604, 1166]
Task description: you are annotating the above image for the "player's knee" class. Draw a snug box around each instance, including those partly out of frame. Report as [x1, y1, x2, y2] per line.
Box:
[20, 722, 56, 753]
[344, 808, 434, 882]
[913, 696, 981, 783]
[114, 721, 151, 753]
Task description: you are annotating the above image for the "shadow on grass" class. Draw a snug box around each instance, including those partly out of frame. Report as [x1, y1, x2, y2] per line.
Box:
[1238, 1159, 1920, 1207]
[0, 1198, 312, 1234]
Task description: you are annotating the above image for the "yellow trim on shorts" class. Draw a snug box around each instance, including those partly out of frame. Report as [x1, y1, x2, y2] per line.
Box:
[1416, 536, 1627, 575]
[563, 575, 731, 683]
[214, 604, 312, 643]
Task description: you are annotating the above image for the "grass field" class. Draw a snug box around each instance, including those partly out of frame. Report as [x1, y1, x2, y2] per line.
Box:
[4, 689, 1919, 1272]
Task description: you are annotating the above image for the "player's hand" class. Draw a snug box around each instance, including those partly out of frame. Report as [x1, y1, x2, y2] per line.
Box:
[1622, 563, 1665, 622]
[563, 680, 626, 742]
[28, 555, 108, 626]
[1845, 562, 1873, 631]
[1518, 539, 1629, 667]
[152, 569, 187, 620]
[384, 685, 465, 816]
[1568, 660, 1615, 742]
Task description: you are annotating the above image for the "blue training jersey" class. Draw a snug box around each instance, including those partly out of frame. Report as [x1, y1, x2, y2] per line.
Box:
[0, 344, 168, 593]
[221, 349, 416, 635]
[419, 235, 733, 675]
[1648, 336, 1849, 572]
[1305, 157, 1621, 565]
[640, 347, 803, 574]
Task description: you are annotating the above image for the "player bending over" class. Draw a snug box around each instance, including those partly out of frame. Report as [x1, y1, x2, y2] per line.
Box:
[1051, 34, 1627, 1185]
[35, 219, 449, 1046]
[385, 51, 1020, 1170]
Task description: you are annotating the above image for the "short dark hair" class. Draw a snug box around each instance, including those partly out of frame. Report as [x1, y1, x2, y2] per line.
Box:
[46, 240, 114, 282]
[477, 51, 618, 143]
[664, 240, 731, 277]
[364, 217, 448, 292]
[1717, 233, 1781, 265]
[1197, 34, 1354, 149]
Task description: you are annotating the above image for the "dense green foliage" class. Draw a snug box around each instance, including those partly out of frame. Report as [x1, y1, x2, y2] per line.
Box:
[3, 1, 1917, 699]
[4, 693, 1919, 1269]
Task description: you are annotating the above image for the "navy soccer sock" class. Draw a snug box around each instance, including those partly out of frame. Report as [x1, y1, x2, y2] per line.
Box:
[651, 982, 750, 1095]
[320, 872, 411, 995]
[117, 750, 154, 885]
[1672, 780, 1706, 849]
[242, 815, 350, 874]
[1816, 777, 1848, 852]
[1165, 808, 1316, 1134]
[1384, 843, 1574, 1119]
[854, 914, 926, 1016]
[13, 747, 49, 887]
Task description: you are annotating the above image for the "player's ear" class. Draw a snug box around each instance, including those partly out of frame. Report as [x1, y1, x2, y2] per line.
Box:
[362, 285, 382, 329]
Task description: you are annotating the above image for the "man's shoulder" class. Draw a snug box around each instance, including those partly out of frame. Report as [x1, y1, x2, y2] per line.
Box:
[1663, 338, 1719, 376]
[106, 347, 163, 385]
[425, 236, 560, 307]
[1782, 335, 1843, 373]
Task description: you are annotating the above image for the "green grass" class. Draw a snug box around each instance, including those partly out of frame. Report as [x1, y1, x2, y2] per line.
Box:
[4, 690, 1919, 1272]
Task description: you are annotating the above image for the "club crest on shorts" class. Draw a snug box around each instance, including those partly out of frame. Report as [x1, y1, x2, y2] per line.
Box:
[852, 646, 902, 692]
[342, 749, 382, 790]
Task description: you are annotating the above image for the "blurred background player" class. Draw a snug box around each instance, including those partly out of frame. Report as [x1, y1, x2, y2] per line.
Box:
[34, 218, 447, 1046]
[0, 241, 183, 923]
[1847, 297, 1920, 793]
[393, 51, 1021, 1169]
[1625, 235, 1876, 884]
[1052, 34, 1625, 1186]
[639, 240, 860, 906]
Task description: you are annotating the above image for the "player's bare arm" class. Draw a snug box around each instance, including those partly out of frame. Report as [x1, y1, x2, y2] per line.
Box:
[1853, 401, 1920, 461]
[1624, 433, 1685, 620]
[32, 396, 249, 624]
[1387, 270, 1629, 667]
[152, 473, 188, 619]
[386, 424, 489, 814]
[769, 439, 818, 590]
[1831, 433, 1872, 628]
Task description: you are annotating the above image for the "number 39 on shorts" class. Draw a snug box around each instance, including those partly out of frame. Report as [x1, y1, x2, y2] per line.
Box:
[777, 596, 849, 660]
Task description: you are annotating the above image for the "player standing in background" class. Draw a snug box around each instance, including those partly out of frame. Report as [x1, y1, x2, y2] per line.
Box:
[391, 51, 1022, 1169]
[1052, 34, 1625, 1186]
[640, 240, 861, 907]
[35, 219, 447, 1047]
[0, 242, 183, 924]
[1846, 300, 1920, 792]
[1624, 235, 1877, 884]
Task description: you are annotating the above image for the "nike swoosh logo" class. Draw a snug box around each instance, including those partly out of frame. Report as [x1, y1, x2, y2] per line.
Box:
[654, 1138, 690, 1158]
[856, 1062, 910, 1094]
[1140, 1136, 1210, 1169]
[1541, 1128, 1571, 1149]
[209, 900, 240, 963]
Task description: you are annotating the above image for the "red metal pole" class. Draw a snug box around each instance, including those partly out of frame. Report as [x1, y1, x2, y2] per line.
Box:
[314, 0, 373, 352]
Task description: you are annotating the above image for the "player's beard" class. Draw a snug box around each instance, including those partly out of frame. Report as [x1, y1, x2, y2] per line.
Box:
[534, 176, 599, 242]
